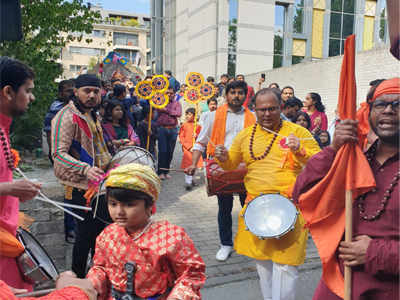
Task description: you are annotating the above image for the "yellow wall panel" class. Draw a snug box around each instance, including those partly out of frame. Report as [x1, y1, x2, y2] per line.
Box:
[312, 9, 324, 58]
[293, 39, 306, 56]
[363, 16, 375, 50]
[313, 0, 325, 10]
[365, 0, 377, 17]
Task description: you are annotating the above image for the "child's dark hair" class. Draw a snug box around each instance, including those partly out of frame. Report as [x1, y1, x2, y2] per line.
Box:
[106, 187, 154, 208]
[104, 99, 128, 127]
[207, 97, 217, 105]
[185, 107, 195, 115]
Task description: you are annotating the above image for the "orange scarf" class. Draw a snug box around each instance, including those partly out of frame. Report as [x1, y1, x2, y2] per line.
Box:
[207, 104, 256, 156]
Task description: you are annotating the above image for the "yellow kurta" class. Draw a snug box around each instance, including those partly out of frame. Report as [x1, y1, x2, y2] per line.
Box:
[217, 121, 321, 265]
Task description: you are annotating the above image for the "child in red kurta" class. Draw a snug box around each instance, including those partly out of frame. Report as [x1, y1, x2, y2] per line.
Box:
[179, 108, 203, 190]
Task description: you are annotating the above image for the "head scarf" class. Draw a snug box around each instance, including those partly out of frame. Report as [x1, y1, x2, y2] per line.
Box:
[75, 74, 101, 89]
[105, 163, 161, 201]
[356, 77, 400, 147]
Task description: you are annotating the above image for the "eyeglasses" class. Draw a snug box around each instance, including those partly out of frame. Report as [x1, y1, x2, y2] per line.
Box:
[372, 99, 400, 112]
[255, 106, 280, 113]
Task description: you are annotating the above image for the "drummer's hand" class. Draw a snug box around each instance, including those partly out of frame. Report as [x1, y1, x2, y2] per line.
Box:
[184, 165, 197, 176]
[87, 167, 104, 182]
[0, 180, 41, 202]
[330, 119, 358, 152]
[56, 272, 97, 300]
[9, 286, 28, 295]
[215, 145, 228, 162]
[286, 134, 300, 152]
[338, 235, 371, 267]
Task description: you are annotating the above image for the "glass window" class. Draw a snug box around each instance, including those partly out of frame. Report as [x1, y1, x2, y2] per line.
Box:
[293, 0, 304, 34]
[113, 32, 139, 46]
[227, 0, 238, 76]
[146, 33, 151, 48]
[292, 55, 304, 65]
[69, 46, 105, 56]
[328, 0, 354, 56]
[69, 65, 87, 72]
[378, 1, 387, 42]
[146, 52, 151, 66]
[274, 5, 285, 68]
[92, 30, 105, 38]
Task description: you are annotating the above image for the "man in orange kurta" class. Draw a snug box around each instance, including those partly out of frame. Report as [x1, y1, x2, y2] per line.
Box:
[179, 107, 202, 190]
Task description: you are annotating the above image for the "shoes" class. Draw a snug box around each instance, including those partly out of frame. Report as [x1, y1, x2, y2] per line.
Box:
[165, 174, 172, 179]
[159, 174, 166, 180]
[216, 245, 233, 261]
[65, 231, 76, 244]
[185, 184, 192, 191]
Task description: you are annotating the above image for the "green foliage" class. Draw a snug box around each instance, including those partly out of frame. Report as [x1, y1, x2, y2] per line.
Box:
[0, 0, 101, 150]
[273, 35, 283, 68]
[293, 0, 304, 34]
[228, 18, 237, 77]
[379, 8, 386, 41]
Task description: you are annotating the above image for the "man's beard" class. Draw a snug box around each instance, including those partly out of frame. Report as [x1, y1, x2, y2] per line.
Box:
[78, 98, 96, 110]
[10, 106, 26, 118]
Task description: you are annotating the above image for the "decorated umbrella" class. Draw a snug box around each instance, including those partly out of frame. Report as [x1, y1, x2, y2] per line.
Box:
[297, 35, 376, 299]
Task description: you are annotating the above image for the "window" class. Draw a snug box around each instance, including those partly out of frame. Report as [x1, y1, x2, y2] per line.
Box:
[293, 0, 304, 34]
[115, 49, 138, 62]
[69, 65, 87, 72]
[227, 0, 238, 77]
[292, 56, 304, 65]
[274, 5, 285, 68]
[143, 18, 151, 28]
[92, 30, 105, 38]
[69, 46, 105, 56]
[146, 52, 151, 66]
[113, 32, 138, 46]
[377, 1, 387, 43]
[146, 33, 151, 48]
[329, 0, 355, 56]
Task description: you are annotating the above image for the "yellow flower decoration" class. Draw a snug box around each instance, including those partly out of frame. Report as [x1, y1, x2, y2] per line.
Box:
[184, 88, 202, 104]
[150, 92, 169, 109]
[135, 80, 154, 100]
[199, 82, 215, 100]
[151, 75, 169, 93]
[185, 72, 204, 89]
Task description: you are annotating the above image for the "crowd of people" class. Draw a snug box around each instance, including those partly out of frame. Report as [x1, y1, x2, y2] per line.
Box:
[0, 54, 398, 300]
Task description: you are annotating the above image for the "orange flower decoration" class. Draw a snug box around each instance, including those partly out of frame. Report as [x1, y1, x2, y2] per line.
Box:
[11, 149, 20, 169]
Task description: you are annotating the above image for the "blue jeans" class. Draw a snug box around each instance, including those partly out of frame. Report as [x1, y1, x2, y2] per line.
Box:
[217, 193, 246, 246]
[157, 126, 178, 175]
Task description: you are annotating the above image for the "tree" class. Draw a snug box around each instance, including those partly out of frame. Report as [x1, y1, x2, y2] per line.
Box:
[228, 18, 237, 77]
[0, 0, 101, 150]
[293, 0, 304, 34]
[379, 8, 386, 41]
[273, 34, 283, 68]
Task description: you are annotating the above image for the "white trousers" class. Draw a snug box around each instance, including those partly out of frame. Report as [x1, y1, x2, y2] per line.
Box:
[184, 174, 193, 185]
[255, 260, 298, 300]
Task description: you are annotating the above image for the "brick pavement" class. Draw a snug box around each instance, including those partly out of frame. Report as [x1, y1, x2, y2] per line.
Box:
[21, 146, 321, 291]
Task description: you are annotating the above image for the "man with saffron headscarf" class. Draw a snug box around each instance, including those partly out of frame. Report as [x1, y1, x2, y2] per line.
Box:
[86, 163, 206, 300]
[214, 88, 320, 300]
[293, 77, 400, 299]
[185, 80, 256, 261]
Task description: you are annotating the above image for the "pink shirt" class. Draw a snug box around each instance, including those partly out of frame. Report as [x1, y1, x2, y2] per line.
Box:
[309, 110, 328, 132]
[0, 113, 32, 290]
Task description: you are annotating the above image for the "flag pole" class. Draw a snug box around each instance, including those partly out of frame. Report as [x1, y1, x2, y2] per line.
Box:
[344, 189, 353, 300]
[193, 103, 199, 147]
[146, 105, 153, 151]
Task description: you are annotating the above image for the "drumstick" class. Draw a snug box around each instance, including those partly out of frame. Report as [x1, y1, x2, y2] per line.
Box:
[16, 288, 55, 298]
[36, 196, 92, 211]
[15, 168, 84, 221]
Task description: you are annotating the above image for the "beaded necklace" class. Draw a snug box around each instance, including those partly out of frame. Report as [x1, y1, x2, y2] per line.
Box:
[0, 126, 15, 170]
[357, 142, 400, 221]
[249, 121, 282, 161]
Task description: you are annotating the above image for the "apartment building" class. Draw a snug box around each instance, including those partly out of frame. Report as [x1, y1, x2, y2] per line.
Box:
[61, 5, 151, 79]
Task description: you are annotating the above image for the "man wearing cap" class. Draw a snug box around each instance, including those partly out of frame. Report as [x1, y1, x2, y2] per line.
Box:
[51, 74, 112, 278]
[293, 77, 400, 299]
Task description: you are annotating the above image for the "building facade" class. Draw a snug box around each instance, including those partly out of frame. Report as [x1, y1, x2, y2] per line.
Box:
[163, 0, 389, 81]
[61, 5, 151, 79]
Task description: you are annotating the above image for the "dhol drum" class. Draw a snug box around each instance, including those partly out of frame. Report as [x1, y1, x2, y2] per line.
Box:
[243, 194, 298, 239]
[204, 159, 247, 196]
[16, 228, 59, 286]
[91, 146, 156, 223]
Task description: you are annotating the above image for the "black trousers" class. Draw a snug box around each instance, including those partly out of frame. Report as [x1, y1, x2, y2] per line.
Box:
[70, 189, 110, 278]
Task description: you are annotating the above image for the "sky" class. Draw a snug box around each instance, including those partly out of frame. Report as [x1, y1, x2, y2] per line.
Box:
[91, 0, 151, 15]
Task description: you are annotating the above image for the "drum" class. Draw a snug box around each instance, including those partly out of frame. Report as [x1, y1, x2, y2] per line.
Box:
[204, 159, 247, 196]
[16, 228, 59, 286]
[92, 146, 156, 223]
[243, 194, 298, 239]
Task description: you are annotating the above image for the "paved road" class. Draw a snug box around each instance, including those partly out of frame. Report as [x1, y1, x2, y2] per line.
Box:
[23, 147, 323, 298]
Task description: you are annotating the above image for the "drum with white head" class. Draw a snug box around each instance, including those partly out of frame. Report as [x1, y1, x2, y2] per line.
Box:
[243, 194, 298, 239]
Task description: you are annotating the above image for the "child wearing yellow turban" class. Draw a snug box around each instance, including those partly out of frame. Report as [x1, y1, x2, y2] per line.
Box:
[86, 163, 206, 300]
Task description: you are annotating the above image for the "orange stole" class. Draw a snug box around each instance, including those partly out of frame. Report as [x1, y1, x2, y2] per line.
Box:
[207, 104, 256, 156]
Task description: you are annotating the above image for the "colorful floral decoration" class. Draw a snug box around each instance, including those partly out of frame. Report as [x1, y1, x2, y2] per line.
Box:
[150, 92, 169, 109]
[135, 80, 154, 100]
[184, 88, 202, 104]
[199, 82, 215, 100]
[151, 75, 169, 93]
[185, 72, 204, 89]
[11, 149, 20, 169]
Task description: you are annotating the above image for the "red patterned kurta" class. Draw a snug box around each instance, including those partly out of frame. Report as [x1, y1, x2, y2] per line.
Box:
[87, 221, 206, 300]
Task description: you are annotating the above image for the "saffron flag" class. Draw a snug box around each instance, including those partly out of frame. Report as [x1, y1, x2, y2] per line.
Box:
[298, 35, 376, 298]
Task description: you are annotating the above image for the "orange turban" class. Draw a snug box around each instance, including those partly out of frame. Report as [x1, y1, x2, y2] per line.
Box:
[356, 77, 400, 146]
